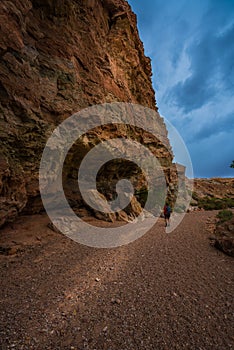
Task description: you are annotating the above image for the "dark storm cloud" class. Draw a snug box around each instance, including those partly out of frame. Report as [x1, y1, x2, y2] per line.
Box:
[189, 131, 234, 178]
[191, 113, 234, 142]
[167, 23, 234, 113]
[170, 19, 190, 68]
[127, 0, 234, 177]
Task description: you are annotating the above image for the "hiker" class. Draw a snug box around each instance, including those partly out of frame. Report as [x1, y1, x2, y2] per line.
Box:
[164, 204, 171, 227]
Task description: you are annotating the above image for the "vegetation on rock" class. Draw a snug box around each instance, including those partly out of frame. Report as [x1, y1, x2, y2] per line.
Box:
[216, 210, 233, 223]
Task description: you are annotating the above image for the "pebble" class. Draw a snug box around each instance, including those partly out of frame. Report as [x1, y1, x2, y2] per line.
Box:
[111, 298, 121, 304]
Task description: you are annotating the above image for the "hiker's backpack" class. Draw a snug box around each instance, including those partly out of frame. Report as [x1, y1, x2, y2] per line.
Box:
[166, 206, 171, 214]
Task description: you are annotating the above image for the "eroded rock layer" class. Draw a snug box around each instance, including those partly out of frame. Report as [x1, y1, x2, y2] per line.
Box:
[0, 0, 176, 226]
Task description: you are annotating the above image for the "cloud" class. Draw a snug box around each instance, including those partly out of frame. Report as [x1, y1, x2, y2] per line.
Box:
[127, 0, 234, 178]
[188, 131, 234, 178]
[192, 113, 234, 142]
[166, 22, 234, 113]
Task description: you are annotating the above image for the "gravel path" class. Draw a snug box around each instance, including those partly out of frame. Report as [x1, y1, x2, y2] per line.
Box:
[0, 211, 233, 350]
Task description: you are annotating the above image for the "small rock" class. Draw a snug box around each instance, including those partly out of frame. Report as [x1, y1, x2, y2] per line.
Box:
[8, 247, 18, 255]
[111, 298, 121, 304]
[95, 278, 100, 282]
[208, 236, 216, 240]
[103, 326, 108, 332]
[228, 224, 234, 232]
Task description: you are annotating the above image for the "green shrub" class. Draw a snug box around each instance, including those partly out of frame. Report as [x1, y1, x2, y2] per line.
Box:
[192, 192, 199, 201]
[225, 197, 234, 208]
[198, 196, 234, 210]
[216, 210, 233, 223]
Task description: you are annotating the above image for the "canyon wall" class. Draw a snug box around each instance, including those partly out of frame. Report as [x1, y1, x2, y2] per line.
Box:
[0, 0, 177, 226]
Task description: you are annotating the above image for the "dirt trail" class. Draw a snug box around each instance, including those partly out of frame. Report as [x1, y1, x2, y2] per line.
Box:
[0, 211, 233, 350]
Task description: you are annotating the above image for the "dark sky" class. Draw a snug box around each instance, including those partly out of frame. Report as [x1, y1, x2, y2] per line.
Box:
[128, 0, 234, 178]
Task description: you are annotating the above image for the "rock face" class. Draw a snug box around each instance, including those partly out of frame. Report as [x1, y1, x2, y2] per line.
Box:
[213, 216, 234, 257]
[0, 0, 177, 226]
[193, 178, 234, 199]
[189, 178, 234, 210]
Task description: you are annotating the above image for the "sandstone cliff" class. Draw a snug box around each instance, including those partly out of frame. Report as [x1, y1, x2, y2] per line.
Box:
[188, 178, 234, 210]
[193, 178, 234, 199]
[0, 0, 176, 226]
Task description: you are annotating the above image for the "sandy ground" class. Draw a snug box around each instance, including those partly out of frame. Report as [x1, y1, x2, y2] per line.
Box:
[0, 211, 233, 350]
